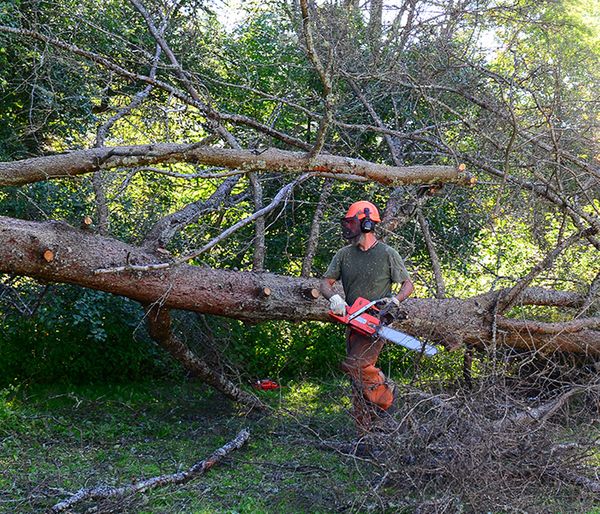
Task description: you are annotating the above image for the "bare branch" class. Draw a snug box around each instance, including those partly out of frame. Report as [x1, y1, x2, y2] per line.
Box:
[299, 0, 334, 158]
[249, 173, 266, 271]
[345, 75, 403, 167]
[51, 428, 250, 512]
[498, 229, 595, 313]
[496, 316, 600, 335]
[301, 179, 333, 277]
[92, 38, 164, 236]
[0, 25, 310, 150]
[416, 207, 445, 298]
[142, 175, 241, 250]
[494, 388, 581, 430]
[145, 305, 264, 409]
[177, 174, 313, 263]
[0, 144, 475, 188]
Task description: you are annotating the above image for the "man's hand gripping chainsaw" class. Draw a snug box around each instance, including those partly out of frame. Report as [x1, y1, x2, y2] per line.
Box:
[329, 297, 438, 356]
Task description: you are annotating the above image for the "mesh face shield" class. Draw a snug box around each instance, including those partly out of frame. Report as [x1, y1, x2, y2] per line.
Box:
[341, 216, 362, 240]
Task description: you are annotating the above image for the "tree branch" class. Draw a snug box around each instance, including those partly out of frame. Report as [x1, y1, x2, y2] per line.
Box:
[92, 38, 164, 236]
[177, 174, 313, 263]
[416, 207, 445, 298]
[497, 229, 594, 313]
[145, 305, 264, 409]
[301, 179, 333, 277]
[142, 174, 241, 251]
[496, 316, 600, 335]
[494, 389, 580, 430]
[51, 428, 250, 512]
[0, 25, 311, 150]
[1, 215, 598, 355]
[249, 173, 266, 271]
[299, 0, 334, 158]
[0, 144, 475, 188]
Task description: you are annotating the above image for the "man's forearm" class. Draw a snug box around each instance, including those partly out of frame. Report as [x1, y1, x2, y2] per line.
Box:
[395, 279, 414, 303]
[320, 279, 336, 300]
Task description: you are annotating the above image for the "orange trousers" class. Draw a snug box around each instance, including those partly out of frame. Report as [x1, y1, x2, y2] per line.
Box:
[341, 328, 394, 431]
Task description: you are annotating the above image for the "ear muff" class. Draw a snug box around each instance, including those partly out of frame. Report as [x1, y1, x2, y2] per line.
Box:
[360, 208, 376, 233]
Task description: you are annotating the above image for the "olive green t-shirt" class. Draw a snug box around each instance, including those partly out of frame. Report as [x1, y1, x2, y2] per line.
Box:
[324, 242, 410, 305]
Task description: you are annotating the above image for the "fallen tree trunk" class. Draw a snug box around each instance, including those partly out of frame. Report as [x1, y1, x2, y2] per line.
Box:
[0, 216, 598, 355]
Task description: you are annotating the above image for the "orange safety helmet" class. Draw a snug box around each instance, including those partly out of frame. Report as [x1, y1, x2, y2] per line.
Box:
[345, 201, 381, 222]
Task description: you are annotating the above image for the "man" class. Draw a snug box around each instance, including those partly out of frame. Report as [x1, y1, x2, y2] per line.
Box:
[321, 201, 414, 432]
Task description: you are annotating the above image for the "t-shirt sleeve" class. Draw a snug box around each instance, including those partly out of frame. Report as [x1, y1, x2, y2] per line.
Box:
[388, 247, 410, 284]
[324, 249, 343, 280]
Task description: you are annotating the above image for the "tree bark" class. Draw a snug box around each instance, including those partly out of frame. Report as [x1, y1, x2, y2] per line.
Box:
[1, 216, 598, 355]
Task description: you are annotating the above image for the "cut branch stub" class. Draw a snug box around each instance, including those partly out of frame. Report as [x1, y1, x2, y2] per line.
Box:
[303, 287, 321, 300]
[43, 249, 54, 263]
[81, 216, 93, 229]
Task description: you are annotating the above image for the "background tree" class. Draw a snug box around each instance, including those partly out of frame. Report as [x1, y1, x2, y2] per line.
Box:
[0, 0, 597, 394]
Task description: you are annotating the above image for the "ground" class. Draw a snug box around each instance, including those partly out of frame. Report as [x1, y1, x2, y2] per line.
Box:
[1, 378, 599, 513]
[0, 380, 387, 513]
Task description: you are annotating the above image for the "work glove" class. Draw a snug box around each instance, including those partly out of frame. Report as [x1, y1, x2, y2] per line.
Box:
[384, 297, 401, 308]
[377, 296, 403, 322]
[329, 294, 348, 316]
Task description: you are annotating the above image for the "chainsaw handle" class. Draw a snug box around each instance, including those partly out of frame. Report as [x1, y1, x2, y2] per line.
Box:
[375, 298, 408, 324]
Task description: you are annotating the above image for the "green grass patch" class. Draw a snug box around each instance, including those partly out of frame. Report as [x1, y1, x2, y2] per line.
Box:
[0, 380, 369, 513]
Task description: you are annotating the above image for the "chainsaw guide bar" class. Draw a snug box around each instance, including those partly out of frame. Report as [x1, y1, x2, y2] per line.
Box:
[329, 297, 438, 357]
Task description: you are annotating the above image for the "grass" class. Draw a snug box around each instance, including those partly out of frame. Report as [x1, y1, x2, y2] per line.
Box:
[0, 380, 380, 513]
[1, 378, 598, 513]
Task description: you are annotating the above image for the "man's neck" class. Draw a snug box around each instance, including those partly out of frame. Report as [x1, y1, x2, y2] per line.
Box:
[357, 233, 378, 251]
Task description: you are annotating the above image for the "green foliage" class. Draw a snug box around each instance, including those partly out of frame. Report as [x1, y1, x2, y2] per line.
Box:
[0, 0, 597, 387]
[3, 381, 598, 513]
[0, 384, 23, 436]
[227, 320, 346, 380]
[175, 311, 466, 387]
[0, 381, 372, 513]
[0, 285, 170, 386]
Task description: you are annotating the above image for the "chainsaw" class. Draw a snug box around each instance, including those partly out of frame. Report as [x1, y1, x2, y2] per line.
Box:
[329, 296, 438, 356]
[253, 379, 280, 391]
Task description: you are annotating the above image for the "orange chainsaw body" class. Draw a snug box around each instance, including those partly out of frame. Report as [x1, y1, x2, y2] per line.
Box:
[329, 297, 381, 337]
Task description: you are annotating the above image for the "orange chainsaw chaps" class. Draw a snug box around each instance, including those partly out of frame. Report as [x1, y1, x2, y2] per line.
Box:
[359, 365, 394, 411]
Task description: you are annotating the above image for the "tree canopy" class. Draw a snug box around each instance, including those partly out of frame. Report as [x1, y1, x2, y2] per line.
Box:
[0, 0, 598, 389]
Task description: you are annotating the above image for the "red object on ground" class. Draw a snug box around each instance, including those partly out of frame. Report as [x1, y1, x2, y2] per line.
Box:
[253, 379, 280, 390]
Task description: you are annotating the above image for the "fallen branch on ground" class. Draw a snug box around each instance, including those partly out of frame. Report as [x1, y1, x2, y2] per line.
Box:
[50, 428, 250, 513]
[553, 469, 600, 495]
[493, 388, 581, 430]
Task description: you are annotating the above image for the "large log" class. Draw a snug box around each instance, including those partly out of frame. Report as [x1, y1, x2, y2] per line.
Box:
[0, 144, 475, 188]
[0, 216, 598, 355]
